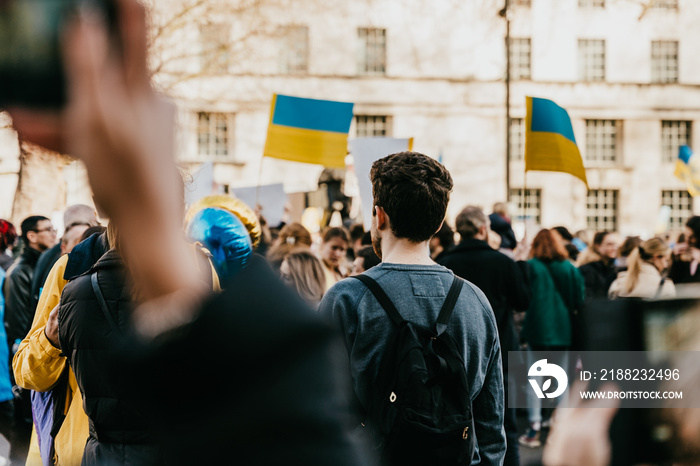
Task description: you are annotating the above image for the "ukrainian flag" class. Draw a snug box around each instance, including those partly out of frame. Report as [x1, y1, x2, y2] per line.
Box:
[674, 145, 700, 197]
[524, 96, 588, 188]
[263, 94, 354, 168]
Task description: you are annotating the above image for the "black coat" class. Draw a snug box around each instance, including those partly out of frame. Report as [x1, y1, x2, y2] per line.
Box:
[128, 254, 371, 466]
[29, 243, 62, 320]
[438, 239, 530, 358]
[3, 246, 41, 351]
[578, 260, 616, 300]
[58, 249, 160, 466]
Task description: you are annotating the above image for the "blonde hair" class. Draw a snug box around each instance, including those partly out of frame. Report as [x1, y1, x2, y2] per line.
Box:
[282, 250, 327, 306]
[623, 237, 669, 294]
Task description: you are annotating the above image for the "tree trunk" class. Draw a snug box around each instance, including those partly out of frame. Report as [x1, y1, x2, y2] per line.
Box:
[11, 142, 73, 225]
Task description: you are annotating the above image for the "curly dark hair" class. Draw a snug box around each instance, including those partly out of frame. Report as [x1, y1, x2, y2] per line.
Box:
[370, 152, 453, 243]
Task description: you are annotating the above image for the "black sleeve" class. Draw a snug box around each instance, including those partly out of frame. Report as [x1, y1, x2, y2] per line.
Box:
[134, 255, 373, 466]
[506, 260, 530, 312]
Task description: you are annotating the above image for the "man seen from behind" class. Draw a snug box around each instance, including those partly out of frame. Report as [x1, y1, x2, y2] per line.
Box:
[319, 152, 505, 465]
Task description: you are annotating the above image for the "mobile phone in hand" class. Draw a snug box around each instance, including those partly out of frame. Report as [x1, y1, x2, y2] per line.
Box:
[0, 0, 117, 109]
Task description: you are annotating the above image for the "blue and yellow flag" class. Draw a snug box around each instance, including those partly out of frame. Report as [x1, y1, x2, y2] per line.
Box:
[674, 145, 700, 197]
[263, 94, 354, 168]
[524, 96, 588, 188]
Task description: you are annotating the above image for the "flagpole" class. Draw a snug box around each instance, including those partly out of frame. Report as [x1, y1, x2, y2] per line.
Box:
[256, 155, 265, 209]
[501, 0, 512, 202]
[523, 169, 528, 244]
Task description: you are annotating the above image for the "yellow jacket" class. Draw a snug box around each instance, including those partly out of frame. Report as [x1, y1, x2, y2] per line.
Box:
[14, 244, 220, 466]
[13, 254, 89, 466]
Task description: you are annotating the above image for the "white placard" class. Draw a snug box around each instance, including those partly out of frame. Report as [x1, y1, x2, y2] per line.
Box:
[350, 138, 412, 231]
[233, 183, 287, 228]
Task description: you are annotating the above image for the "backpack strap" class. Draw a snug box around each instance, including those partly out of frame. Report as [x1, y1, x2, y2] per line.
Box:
[435, 277, 464, 336]
[351, 274, 464, 335]
[351, 274, 405, 327]
[91, 272, 120, 333]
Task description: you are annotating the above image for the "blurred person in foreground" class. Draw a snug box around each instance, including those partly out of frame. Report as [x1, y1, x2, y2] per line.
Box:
[438, 205, 529, 466]
[519, 229, 584, 448]
[319, 151, 506, 465]
[6, 1, 368, 464]
[280, 249, 327, 308]
[608, 237, 675, 299]
[576, 231, 620, 300]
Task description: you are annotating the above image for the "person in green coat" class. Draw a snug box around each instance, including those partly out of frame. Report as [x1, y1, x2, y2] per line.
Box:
[519, 228, 585, 448]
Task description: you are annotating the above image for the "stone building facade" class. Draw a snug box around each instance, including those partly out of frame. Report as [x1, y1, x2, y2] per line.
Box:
[1, 0, 698, 237]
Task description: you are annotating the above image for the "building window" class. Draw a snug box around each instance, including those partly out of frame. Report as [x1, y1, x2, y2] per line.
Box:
[661, 120, 691, 163]
[199, 23, 229, 73]
[652, 0, 678, 8]
[355, 115, 390, 137]
[578, 39, 606, 82]
[509, 188, 541, 224]
[651, 40, 679, 84]
[509, 118, 524, 160]
[197, 112, 230, 158]
[279, 26, 309, 74]
[358, 28, 386, 75]
[509, 38, 531, 80]
[585, 120, 618, 163]
[579, 0, 605, 6]
[662, 190, 693, 231]
[587, 189, 618, 231]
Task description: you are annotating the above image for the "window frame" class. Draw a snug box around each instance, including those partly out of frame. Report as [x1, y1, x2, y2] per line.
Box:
[651, 40, 679, 84]
[357, 28, 387, 76]
[586, 189, 619, 232]
[196, 112, 232, 160]
[278, 25, 309, 74]
[354, 115, 392, 138]
[578, 39, 606, 82]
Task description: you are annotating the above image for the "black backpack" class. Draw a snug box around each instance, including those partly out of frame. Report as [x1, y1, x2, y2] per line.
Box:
[351, 274, 476, 466]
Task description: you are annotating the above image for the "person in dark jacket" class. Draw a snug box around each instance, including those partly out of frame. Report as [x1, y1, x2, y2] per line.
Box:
[576, 231, 620, 300]
[3, 215, 56, 464]
[29, 205, 99, 319]
[58, 224, 161, 466]
[438, 205, 529, 466]
[429, 221, 455, 262]
[489, 202, 517, 251]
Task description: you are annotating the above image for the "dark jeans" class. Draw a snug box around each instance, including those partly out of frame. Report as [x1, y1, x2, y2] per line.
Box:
[9, 389, 32, 466]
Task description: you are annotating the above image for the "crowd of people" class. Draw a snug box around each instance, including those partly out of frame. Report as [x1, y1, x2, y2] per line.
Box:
[2, 1, 700, 465]
[1, 172, 697, 466]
